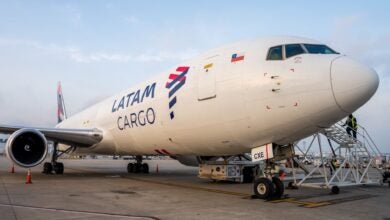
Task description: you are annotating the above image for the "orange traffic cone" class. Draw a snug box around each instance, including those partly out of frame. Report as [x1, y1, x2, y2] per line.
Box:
[26, 169, 32, 184]
[156, 164, 159, 174]
[10, 164, 15, 173]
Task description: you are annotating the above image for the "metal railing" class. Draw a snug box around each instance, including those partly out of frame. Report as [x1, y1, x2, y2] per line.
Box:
[292, 119, 385, 190]
[333, 121, 383, 157]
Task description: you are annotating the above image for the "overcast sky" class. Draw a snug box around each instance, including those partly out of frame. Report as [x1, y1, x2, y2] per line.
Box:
[0, 1, 389, 152]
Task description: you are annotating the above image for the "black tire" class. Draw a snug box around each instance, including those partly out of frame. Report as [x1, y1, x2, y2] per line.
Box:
[331, 186, 340, 194]
[271, 177, 284, 199]
[383, 171, 390, 182]
[53, 163, 64, 175]
[253, 177, 274, 200]
[304, 161, 309, 165]
[242, 166, 254, 183]
[134, 163, 141, 173]
[43, 162, 52, 174]
[141, 163, 149, 174]
[127, 163, 134, 173]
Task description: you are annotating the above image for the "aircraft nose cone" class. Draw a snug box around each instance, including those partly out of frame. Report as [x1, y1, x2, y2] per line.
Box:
[331, 56, 379, 113]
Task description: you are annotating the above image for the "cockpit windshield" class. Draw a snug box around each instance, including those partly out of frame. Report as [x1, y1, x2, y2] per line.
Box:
[303, 44, 338, 54]
[266, 43, 339, 60]
[285, 44, 305, 58]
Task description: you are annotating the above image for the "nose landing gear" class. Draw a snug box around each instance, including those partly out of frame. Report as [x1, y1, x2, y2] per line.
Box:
[254, 177, 284, 200]
[253, 159, 285, 200]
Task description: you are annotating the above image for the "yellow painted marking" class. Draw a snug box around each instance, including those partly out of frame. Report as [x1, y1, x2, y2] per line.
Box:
[304, 202, 332, 208]
[270, 198, 296, 203]
[126, 176, 249, 197]
[269, 197, 333, 208]
[203, 63, 213, 69]
[68, 167, 335, 208]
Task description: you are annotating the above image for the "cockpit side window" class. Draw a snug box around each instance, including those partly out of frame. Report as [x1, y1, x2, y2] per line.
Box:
[266, 46, 283, 60]
[285, 44, 305, 58]
[303, 44, 339, 54]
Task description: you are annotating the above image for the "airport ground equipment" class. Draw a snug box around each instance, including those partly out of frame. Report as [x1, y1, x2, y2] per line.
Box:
[197, 151, 289, 200]
[198, 155, 256, 183]
[291, 121, 384, 193]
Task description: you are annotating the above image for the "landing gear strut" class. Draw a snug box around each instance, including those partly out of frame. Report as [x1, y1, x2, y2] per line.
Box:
[42, 143, 74, 175]
[127, 156, 149, 174]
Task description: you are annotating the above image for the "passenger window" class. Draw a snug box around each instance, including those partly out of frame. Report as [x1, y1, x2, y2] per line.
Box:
[285, 44, 305, 58]
[267, 46, 283, 60]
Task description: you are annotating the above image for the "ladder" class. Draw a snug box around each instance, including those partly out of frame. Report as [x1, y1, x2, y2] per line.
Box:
[293, 120, 385, 192]
[322, 122, 384, 183]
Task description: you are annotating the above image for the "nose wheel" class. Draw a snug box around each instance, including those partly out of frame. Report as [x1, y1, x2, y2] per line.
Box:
[254, 177, 284, 200]
[254, 178, 274, 200]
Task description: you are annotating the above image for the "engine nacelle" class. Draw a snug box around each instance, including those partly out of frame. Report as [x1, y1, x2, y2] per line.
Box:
[5, 128, 48, 168]
[175, 155, 201, 167]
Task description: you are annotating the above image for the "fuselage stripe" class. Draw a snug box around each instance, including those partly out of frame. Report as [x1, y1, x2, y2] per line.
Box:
[168, 79, 186, 98]
[169, 96, 177, 109]
[161, 149, 172, 155]
[155, 149, 163, 155]
[166, 67, 189, 89]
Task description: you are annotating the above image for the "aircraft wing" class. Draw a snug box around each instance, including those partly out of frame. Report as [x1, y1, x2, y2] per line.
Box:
[0, 125, 103, 147]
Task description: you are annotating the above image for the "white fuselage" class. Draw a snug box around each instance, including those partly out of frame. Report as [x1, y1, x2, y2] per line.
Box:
[57, 36, 379, 156]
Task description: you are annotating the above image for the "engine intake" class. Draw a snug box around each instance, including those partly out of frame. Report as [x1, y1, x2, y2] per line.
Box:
[6, 128, 48, 168]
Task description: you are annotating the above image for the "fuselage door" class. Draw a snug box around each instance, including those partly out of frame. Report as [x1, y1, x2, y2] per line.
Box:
[197, 55, 219, 101]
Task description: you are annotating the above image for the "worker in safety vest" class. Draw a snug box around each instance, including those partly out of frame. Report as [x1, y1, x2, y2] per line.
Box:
[329, 158, 337, 175]
[343, 114, 358, 138]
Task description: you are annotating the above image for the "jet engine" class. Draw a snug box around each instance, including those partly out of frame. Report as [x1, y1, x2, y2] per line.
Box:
[5, 128, 48, 168]
[175, 155, 202, 167]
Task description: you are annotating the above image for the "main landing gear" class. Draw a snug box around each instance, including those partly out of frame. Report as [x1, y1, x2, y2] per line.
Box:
[42, 143, 74, 175]
[127, 156, 149, 174]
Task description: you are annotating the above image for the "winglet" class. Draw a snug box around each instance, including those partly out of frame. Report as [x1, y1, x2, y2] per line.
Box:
[57, 82, 68, 123]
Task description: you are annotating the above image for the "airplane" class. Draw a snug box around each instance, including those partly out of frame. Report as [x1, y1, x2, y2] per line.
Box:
[0, 36, 379, 200]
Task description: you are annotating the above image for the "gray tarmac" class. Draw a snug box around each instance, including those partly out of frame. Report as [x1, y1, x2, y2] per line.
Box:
[0, 157, 389, 220]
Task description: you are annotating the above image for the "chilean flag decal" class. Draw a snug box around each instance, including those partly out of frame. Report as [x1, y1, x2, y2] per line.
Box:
[231, 53, 245, 62]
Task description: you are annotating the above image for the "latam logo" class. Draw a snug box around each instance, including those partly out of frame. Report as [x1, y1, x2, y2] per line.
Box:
[165, 66, 190, 119]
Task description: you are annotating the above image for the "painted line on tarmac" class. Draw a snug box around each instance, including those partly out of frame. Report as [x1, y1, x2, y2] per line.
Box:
[122, 176, 365, 209]
[269, 198, 332, 208]
[0, 203, 159, 220]
[0, 174, 18, 220]
[68, 167, 251, 197]
[68, 167, 367, 208]
[270, 194, 376, 208]
[125, 176, 251, 197]
[321, 194, 377, 205]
